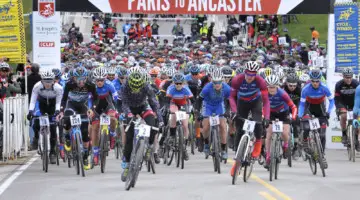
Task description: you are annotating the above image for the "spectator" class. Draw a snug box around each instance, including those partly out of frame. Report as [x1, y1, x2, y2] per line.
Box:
[0, 62, 10, 82]
[257, 15, 266, 32]
[27, 63, 41, 103]
[122, 20, 131, 46]
[75, 27, 84, 43]
[105, 24, 117, 42]
[172, 19, 184, 36]
[207, 22, 215, 43]
[3, 75, 21, 97]
[310, 26, 319, 46]
[228, 16, 238, 25]
[151, 19, 160, 35]
[127, 24, 137, 41]
[299, 43, 309, 66]
[190, 20, 199, 41]
[143, 21, 152, 39]
[68, 23, 76, 34]
[91, 19, 103, 39]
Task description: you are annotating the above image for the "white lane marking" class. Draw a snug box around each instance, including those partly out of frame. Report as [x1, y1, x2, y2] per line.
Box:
[0, 156, 38, 196]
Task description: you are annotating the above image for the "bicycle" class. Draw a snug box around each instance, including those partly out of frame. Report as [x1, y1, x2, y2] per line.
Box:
[172, 107, 190, 169]
[188, 106, 196, 155]
[232, 117, 262, 184]
[35, 114, 52, 173]
[62, 111, 87, 177]
[125, 115, 159, 191]
[300, 116, 327, 177]
[345, 111, 356, 162]
[269, 119, 283, 182]
[208, 114, 222, 174]
[115, 115, 125, 160]
[99, 113, 111, 173]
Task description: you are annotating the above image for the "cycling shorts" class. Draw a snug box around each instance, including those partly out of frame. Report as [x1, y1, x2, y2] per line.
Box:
[270, 111, 290, 124]
[201, 102, 226, 118]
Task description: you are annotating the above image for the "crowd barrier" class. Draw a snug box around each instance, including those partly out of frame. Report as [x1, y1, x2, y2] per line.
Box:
[2, 95, 29, 161]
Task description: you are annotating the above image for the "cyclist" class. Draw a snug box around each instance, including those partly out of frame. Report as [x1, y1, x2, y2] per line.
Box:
[121, 67, 163, 182]
[351, 82, 360, 148]
[298, 69, 334, 169]
[60, 67, 97, 170]
[52, 68, 63, 86]
[27, 69, 63, 164]
[107, 67, 117, 81]
[264, 75, 297, 167]
[113, 67, 128, 114]
[167, 73, 193, 161]
[229, 61, 270, 176]
[197, 68, 230, 160]
[334, 68, 359, 144]
[89, 67, 118, 166]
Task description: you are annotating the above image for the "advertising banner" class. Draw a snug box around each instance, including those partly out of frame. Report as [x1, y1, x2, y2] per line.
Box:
[32, 0, 332, 14]
[32, 0, 61, 69]
[334, 2, 359, 74]
[0, 0, 26, 64]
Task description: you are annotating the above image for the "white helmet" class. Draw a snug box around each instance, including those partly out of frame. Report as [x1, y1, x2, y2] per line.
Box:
[107, 67, 117, 75]
[265, 75, 280, 86]
[211, 68, 223, 82]
[245, 61, 260, 72]
[166, 67, 177, 78]
[299, 74, 310, 82]
[277, 71, 285, 79]
[40, 69, 55, 80]
[92, 67, 108, 79]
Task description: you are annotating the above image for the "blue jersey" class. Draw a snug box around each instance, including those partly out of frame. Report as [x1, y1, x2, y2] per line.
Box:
[298, 82, 334, 118]
[269, 88, 295, 113]
[166, 84, 193, 106]
[112, 79, 122, 99]
[96, 80, 118, 101]
[200, 82, 230, 107]
[353, 85, 360, 118]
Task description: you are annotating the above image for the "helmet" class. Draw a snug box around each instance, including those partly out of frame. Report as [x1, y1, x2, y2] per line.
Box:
[245, 61, 260, 72]
[92, 67, 108, 80]
[52, 68, 61, 78]
[160, 67, 167, 75]
[173, 73, 185, 83]
[286, 73, 299, 83]
[265, 75, 280, 86]
[342, 67, 353, 78]
[115, 55, 122, 61]
[144, 73, 152, 83]
[0, 62, 10, 69]
[128, 68, 146, 92]
[211, 68, 223, 82]
[107, 67, 117, 75]
[299, 74, 310, 82]
[149, 68, 159, 75]
[277, 71, 285, 80]
[309, 69, 322, 80]
[264, 67, 273, 77]
[189, 65, 200, 74]
[110, 60, 117, 65]
[73, 67, 88, 77]
[40, 69, 55, 80]
[166, 67, 177, 78]
[236, 66, 245, 75]
[258, 68, 267, 79]
[117, 67, 128, 77]
[221, 66, 233, 78]
[206, 65, 216, 76]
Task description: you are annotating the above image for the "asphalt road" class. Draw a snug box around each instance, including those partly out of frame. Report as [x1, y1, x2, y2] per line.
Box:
[1, 149, 359, 200]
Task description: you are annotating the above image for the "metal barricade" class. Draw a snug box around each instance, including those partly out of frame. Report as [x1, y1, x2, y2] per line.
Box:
[2, 95, 29, 161]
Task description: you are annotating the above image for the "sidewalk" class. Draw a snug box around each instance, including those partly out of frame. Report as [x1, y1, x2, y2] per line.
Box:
[0, 151, 37, 183]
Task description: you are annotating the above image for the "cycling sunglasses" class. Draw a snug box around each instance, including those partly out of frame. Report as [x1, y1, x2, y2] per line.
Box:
[96, 79, 105, 82]
[175, 82, 183, 85]
[213, 81, 222, 85]
[288, 83, 297, 87]
[311, 80, 320, 83]
[42, 79, 54, 84]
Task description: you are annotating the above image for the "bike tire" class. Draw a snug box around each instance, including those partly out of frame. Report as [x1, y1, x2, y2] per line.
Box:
[269, 134, 277, 182]
[67, 152, 71, 168]
[243, 161, 253, 182]
[43, 133, 48, 173]
[349, 125, 355, 162]
[100, 132, 107, 173]
[56, 140, 60, 166]
[232, 136, 248, 185]
[132, 139, 145, 188]
[308, 135, 317, 175]
[150, 154, 156, 174]
[275, 138, 281, 180]
[178, 126, 185, 169]
[287, 137, 292, 167]
[212, 127, 221, 174]
[76, 133, 85, 177]
[189, 121, 195, 155]
[315, 133, 326, 177]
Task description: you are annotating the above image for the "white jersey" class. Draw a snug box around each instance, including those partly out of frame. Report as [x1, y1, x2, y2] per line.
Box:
[29, 81, 63, 111]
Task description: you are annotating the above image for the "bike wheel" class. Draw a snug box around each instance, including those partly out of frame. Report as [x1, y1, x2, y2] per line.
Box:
[287, 137, 293, 167]
[100, 133, 107, 173]
[232, 136, 248, 185]
[150, 153, 156, 174]
[189, 121, 195, 155]
[76, 133, 85, 177]
[43, 134, 48, 173]
[132, 140, 145, 188]
[315, 133, 326, 177]
[275, 139, 281, 180]
[67, 152, 71, 168]
[212, 128, 221, 174]
[269, 134, 277, 182]
[178, 127, 185, 169]
[243, 152, 253, 182]
[56, 140, 60, 166]
[349, 125, 355, 162]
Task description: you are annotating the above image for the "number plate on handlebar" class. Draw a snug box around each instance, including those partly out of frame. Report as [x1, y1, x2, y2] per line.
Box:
[272, 121, 283, 132]
[242, 120, 255, 132]
[39, 116, 50, 127]
[137, 124, 151, 137]
[100, 115, 111, 125]
[70, 115, 82, 126]
[309, 118, 320, 130]
[347, 111, 354, 120]
[175, 111, 187, 121]
[209, 116, 220, 126]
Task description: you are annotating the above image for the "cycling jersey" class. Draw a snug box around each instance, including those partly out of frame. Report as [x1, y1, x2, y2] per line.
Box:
[96, 80, 118, 101]
[269, 88, 297, 118]
[61, 81, 97, 110]
[229, 74, 270, 119]
[283, 83, 301, 106]
[29, 81, 63, 111]
[120, 83, 163, 123]
[200, 75, 211, 89]
[335, 79, 359, 110]
[352, 85, 360, 118]
[185, 74, 201, 98]
[112, 79, 122, 99]
[298, 82, 335, 118]
[166, 84, 193, 106]
[200, 82, 230, 117]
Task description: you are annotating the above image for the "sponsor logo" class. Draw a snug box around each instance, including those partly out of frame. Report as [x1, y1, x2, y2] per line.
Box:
[39, 42, 55, 47]
[39, 0, 55, 18]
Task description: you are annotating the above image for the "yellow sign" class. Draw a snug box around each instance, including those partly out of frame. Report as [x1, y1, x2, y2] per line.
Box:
[0, 0, 26, 63]
[339, 7, 355, 20]
[332, 136, 342, 143]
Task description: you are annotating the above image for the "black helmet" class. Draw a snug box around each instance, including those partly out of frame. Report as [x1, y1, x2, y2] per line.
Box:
[286, 73, 298, 83]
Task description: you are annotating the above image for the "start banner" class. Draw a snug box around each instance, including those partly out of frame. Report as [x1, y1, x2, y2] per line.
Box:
[0, 0, 26, 64]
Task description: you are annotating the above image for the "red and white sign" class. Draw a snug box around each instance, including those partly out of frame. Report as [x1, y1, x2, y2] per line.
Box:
[39, 42, 55, 47]
[39, 0, 55, 18]
[89, 0, 304, 14]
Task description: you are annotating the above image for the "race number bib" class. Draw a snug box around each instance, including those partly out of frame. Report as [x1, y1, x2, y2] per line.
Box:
[70, 115, 82, 126]
[309, 118, 320, 130]
[137, 124, 151, 137]
[175, 111, 187, 121]
[272, 121, 283, 132]
[347, 111, 354, 120]
[246, 16, 254, 23]
[209, 116, 220, 126]
[242, 120, 256, 132]
[39, 116, 49, 127]
[100, 115, 111, 125]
